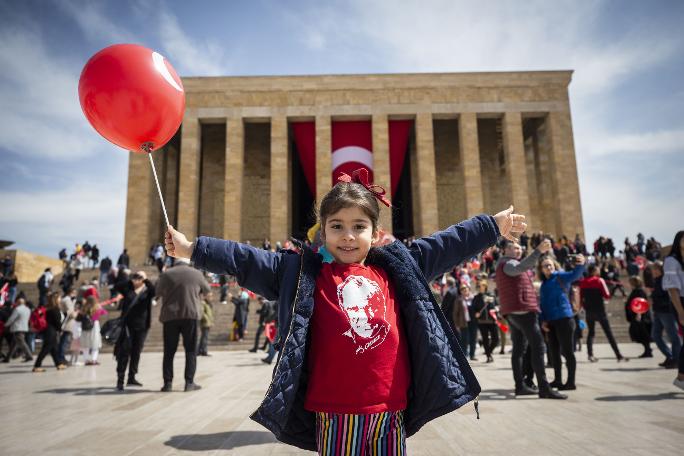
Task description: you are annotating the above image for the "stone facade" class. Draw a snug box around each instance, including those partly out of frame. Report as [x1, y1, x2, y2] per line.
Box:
[124, 71, 584, 265]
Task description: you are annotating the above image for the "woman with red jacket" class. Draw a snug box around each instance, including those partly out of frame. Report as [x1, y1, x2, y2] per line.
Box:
[579, 264, 627, 363]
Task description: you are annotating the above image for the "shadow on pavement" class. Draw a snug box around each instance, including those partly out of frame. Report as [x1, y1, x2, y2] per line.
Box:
[595, 392, 684, 402]
[600, 367, 662, 372]
[165, 431, 277, 451]
[478, 388, 518, 400]
[36, 387, 157, 396]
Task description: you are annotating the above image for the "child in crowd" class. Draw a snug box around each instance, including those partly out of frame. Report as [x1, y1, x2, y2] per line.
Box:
[69, 306, 83, 366]
[164, 168, 526, 455]
[78, 296, 107, 365]
[472, 275, 500, 363]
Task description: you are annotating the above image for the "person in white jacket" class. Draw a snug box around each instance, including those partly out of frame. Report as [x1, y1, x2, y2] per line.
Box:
[3, 298, 33, 362]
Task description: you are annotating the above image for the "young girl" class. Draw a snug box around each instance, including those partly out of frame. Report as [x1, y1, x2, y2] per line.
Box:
[165, 169, 525, 454]
[78, 296, 107, 366]
[472, 276, 500, 363]
[68, 302, 82, 366]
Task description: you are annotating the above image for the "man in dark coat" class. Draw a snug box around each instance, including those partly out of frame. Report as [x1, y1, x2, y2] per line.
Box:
[115, 271, 155, 391]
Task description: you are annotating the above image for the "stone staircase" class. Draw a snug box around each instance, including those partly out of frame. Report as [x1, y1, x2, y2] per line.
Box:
[14, 263, 639, 352]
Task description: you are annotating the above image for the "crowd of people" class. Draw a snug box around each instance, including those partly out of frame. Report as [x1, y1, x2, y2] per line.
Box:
[428, 230, 684, 396]
[1, 231, 681, 385]
[1, 221, 682, 455]
[0, 240, 282, 391]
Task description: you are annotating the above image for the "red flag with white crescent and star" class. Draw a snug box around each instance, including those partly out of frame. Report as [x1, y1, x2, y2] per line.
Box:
[331, 121, 373, 186]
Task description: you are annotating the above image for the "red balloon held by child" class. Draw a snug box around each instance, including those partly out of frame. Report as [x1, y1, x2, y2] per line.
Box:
[630, 297, 649, 314]
[78, 44, 185, 153]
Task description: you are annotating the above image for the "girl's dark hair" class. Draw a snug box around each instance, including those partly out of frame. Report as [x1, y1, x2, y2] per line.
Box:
[668, 231, 684, 267]
[319, 182, 381, 232]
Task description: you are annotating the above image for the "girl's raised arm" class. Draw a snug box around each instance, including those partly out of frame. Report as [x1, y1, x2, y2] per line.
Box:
[409, 207, 526, 282]
[165, 226, 283, 301]
[409, 215, 500, 282]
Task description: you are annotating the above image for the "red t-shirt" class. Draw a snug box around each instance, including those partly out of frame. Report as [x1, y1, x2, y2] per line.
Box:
[304, 262, 411, 414]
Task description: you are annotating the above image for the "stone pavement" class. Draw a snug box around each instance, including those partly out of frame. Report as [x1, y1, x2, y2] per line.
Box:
[1, 343, 682, 455]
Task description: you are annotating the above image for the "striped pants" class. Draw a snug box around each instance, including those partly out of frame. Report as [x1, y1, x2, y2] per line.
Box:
[315, 410, 406, 456]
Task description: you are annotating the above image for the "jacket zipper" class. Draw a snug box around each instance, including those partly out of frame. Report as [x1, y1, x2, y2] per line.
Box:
[259, 253, 305, 401]
[409, 255, 483, 420]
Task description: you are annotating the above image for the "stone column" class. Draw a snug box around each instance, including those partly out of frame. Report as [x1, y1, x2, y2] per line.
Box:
[163, 141, 179, 227]
[270, 115, 290, 244]
[177, 114, 201, 240]
[414, 112, 439, 235]
[147, 151, 164, 245]
[224, 117, 245, 241]
[372, 113, 393, 233]
[502, 112, 532, 227]
[315, 115, 332, 207]
[123, 153, 153, 265]
[458, 113, 485, 217]
[547, 109, 585, 239]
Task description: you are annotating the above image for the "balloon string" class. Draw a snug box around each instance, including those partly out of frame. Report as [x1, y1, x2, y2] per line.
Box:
[147, 152, 170, 227]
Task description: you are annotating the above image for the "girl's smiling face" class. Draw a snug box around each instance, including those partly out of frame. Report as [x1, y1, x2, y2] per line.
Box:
[322, 206, 379, 265]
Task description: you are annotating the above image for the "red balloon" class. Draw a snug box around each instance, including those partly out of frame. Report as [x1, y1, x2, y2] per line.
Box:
[78, 44, 185, 153]
[630, 297, 650, 314]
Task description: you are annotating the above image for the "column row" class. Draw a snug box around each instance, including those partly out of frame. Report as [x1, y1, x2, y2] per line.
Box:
[123, 110, 580, 263]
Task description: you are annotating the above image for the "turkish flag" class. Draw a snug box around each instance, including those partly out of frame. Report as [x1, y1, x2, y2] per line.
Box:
[331, 121, 373, 185]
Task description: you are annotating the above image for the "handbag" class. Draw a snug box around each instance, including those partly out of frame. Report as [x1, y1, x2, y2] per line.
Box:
[101, 317, 124, 345]
[101, 287, 144, 345]
[77, 313, 94, 331]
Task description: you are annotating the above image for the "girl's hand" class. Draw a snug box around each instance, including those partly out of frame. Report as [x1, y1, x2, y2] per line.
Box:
[165, 225, 194, 259]
[493, 205, 527, 242]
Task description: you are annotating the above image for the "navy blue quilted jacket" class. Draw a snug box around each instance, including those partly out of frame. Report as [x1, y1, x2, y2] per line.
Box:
[191, 215, 500, 451]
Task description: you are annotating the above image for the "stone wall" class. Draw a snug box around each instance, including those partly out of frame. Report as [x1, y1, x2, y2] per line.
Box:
[241, 123, 271, 243]
[124, 71, 585, 258]
[434, 119, 467, 228]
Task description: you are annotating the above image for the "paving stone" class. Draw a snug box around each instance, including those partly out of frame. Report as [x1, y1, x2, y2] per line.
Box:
[1, 344, 681, 455]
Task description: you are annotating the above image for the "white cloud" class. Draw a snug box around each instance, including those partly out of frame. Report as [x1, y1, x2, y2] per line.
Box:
[156, 10, 229, 76]
[579, 128, 684, 157]
[56, 1, 138, 44]
[59, 0, 231, 76]
[0, 24, 106, 160]
[0, 178, 127, 259]
[580, 164, 684, 246]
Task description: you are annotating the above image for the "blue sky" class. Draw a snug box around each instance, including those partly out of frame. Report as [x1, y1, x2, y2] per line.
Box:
[1, 0, 683, 260]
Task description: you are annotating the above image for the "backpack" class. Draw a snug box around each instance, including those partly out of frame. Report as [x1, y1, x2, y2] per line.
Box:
[30, 307, 48, 333]
[77, 313, 94, 331]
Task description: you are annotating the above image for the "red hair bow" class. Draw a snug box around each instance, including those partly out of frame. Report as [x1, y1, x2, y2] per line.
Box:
[337, 168, 392, 208]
